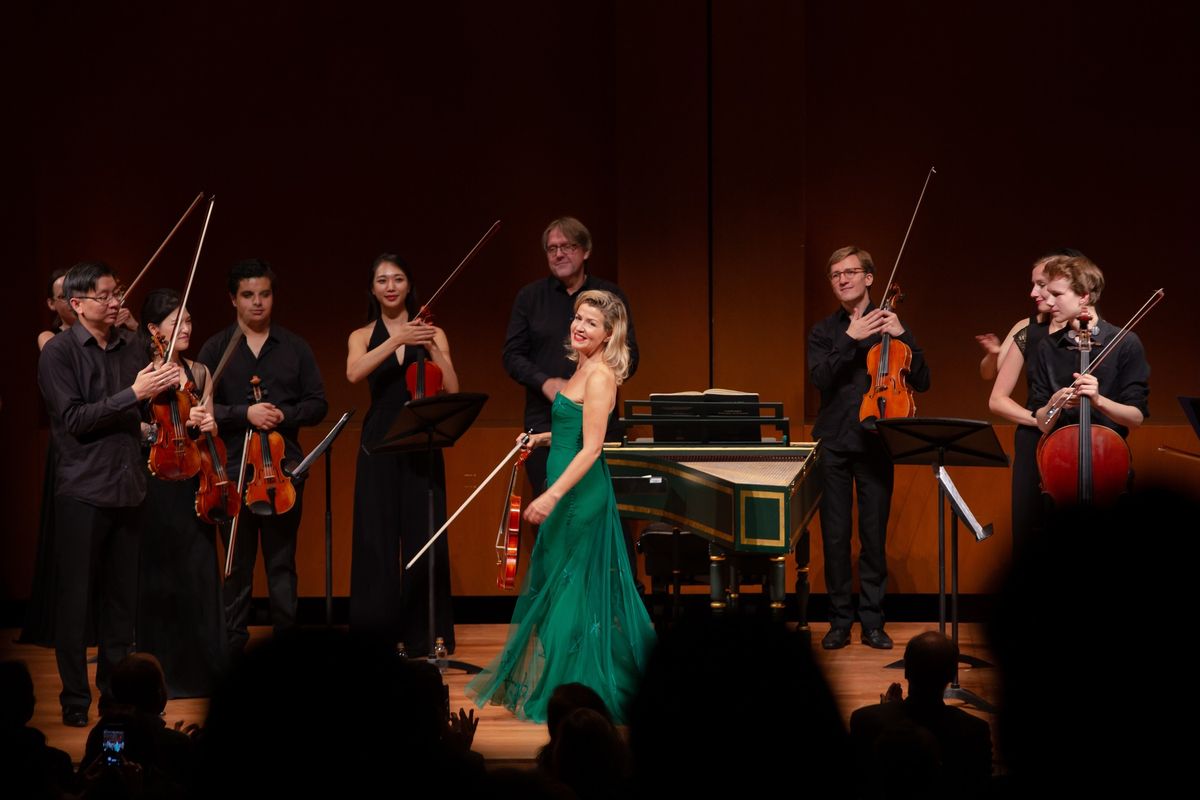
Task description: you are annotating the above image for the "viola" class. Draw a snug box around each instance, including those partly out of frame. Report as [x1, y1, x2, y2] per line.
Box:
[859, 283, 916, 425]
[242, 376, 297, 516]
[495, 433, 532, 590]
[147, 336, 203, 481]
[1036, 311, 1131, 506]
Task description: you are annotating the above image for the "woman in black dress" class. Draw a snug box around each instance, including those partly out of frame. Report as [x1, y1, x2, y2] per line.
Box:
[136, 289, 227, 696]
[346, 255, 459, 654]
[982, 248, 1086, 556]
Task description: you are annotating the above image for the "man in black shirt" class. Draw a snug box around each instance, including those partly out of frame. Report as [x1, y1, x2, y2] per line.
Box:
[196, 260, 328, 652]
[1032, 255, 1148, 442]
[38, 262, 181, 726]
[502, 216, 638, 498]
[808, 246, 930, 650]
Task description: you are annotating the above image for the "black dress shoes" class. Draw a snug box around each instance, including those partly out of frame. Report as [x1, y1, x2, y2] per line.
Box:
[822, 627, 852, 650]
[62, 706, 89, 728]
[862, 628, 894, 650]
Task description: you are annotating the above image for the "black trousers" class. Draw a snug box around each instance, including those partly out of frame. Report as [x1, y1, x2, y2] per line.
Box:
[221, 486, 304, 652]
[53, 497, 140, 710]
[819, 442, 894, 631]
[1011, 425, 1047, 559]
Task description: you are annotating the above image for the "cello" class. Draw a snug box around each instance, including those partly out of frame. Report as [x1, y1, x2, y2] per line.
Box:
[1036, 289, 1164, 506]
[1035, 310, 1131, 506]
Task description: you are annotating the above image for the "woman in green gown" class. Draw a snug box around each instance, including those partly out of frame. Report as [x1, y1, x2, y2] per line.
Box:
[468, 290, 655, 724]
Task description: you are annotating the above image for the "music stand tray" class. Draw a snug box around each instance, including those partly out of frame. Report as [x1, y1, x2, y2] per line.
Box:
[366, 392, 488, 674]
[875, 418, 1007, 713]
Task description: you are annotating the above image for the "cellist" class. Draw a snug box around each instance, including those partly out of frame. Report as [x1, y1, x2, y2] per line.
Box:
[196, 259, 328, 655]
[808, 246, 930, 651]
[1032, 257, 1142, 438]
[1031, 256, 1149, 446]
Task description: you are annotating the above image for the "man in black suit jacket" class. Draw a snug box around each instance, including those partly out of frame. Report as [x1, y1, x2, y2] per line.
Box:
[850, 631, 992, 799]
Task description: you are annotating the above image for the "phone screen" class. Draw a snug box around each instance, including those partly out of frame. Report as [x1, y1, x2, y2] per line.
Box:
[102, 728, 125, 766]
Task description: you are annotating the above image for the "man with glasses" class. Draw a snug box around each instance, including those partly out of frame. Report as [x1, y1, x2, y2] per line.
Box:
[37, 261, 181, 727]
[502, 216, 639, 510]
[808, 246, 930, 650]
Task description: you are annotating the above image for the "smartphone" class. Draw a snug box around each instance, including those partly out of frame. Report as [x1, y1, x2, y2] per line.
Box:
[101, 726, 126, 767]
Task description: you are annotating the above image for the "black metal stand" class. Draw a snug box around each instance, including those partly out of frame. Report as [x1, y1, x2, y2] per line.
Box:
[369, 393, 488, 674]
[285, 411, 355, 628]
[874, 418, 1007, 712]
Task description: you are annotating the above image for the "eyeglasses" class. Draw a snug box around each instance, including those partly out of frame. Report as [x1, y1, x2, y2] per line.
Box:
[828, 268, 866, 281]
[546, 243, 580, 256]
[76, 293, 119, 304]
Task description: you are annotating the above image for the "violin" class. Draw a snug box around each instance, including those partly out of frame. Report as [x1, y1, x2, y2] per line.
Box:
[859, 283, 916, 424]
[147, 336, 204, 481]
[404, 220, 502, 400]
[195, 421, 239, 526]
[858, 167, 935, 427]
[405, 329, 444, 400]
[242, 376, 297, 516]
[495, 432, 533, 590]
[1036, 311, 1131, 506]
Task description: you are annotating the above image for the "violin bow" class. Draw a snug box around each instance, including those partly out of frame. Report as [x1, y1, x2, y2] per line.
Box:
[405, 432, 531, 571]
[224, 428, 255, 579]
[164, 196, 216, 364]
[414, 220, 502, 320]
[118, 191, 205, 308]
[878, 166, 936, 306]
[1046, 288, 1164, 419]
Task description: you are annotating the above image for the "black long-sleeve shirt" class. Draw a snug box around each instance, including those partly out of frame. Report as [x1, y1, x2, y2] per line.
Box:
[808, 304, 931, 452]
[196, 323, 328, 471]
[1029, 319, 1149, 439]
[38, 324, 149, 507]
[502, 273, 638, 435]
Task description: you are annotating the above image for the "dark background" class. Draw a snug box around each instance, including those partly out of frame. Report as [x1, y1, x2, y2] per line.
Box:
[5, 1, 1197, 609]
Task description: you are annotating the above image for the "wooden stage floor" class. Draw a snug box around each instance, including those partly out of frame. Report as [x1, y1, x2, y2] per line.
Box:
[1, 621, 1000, 767]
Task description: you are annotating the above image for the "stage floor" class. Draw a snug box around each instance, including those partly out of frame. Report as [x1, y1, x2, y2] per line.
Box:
[1, 622, 1000, 767]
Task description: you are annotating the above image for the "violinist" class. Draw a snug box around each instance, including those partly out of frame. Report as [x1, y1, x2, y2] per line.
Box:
[196, 259, 328, 654]
[808, 246, 930, 650]
[1031, 256, 1149, 442]
[37, 262, 181, 727]
[346, 255, 459, 653]
[981, 249, 1085, 554]
[136, 289, 227, 696]
[21, 270, 81, 649]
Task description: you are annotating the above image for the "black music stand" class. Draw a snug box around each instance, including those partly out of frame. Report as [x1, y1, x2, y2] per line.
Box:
[284, 410, 354, 627]
[875, 418, 1007, 713]
[366, 392, 487, 674]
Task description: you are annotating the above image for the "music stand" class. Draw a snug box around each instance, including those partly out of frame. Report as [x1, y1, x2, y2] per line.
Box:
[285, 410, 354, 627]
[875, 418, 1008, 713]
[367, 392, 487, 674]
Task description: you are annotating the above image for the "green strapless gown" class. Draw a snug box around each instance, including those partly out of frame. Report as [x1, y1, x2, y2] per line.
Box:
[467, 393, 656, 724]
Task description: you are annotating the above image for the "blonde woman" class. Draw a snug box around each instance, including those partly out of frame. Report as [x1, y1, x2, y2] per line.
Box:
[468, 290, 655, 724]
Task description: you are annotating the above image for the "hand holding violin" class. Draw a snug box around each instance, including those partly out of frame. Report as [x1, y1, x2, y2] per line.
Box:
[846, 308, 889, 341]
[132, 361, 182, 401]
[390, 319, 437, 349]
[247, 402, 284, 430]
[188, 405, 217, 434]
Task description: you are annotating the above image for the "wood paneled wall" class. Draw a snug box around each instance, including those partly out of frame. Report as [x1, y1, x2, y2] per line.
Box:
[6, 2, 1198, 607]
